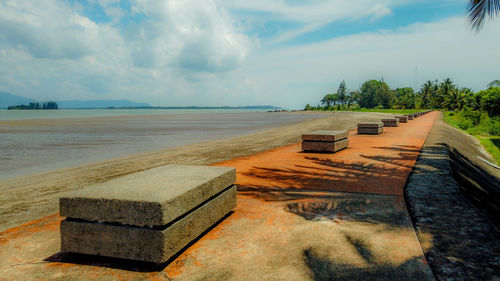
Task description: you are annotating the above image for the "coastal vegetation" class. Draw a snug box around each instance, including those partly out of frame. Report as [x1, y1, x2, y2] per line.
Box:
[307, 78, 500, 163]
[8, 101, 58, 110]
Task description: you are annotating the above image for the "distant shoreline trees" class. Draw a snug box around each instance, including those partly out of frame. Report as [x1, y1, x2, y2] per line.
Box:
[8, 101, 58, 110]
[311, 78, 500, 115]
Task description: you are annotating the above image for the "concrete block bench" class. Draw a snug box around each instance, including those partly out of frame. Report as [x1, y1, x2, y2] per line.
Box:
[302, 130, 348, 153]
[357, 122, 383, 135]
[381, 118, 399, 127]
[405, 114, 414, 120]
[60, 165, 236, 263]
[395, 116, 408, 123]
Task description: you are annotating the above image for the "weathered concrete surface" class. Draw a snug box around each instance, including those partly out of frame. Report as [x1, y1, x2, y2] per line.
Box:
[60, 165, 235, 227]
[0, 112, 439, 280]
[357, 122, 384, 135]
[301, 130, 348, 142]
[405, 113, 500, 281]
[61, 185, 237, 263]
[302, 138, 348, 153]
[357, 122, 383, 128]
[405, 114, 414, 120]
[358, 127, 384, 135]
[381, 119, 399, 127]
[396, 116, 408, 123]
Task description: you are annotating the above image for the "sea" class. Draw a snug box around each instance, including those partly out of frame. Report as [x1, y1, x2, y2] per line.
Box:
[0, 109, 322, 180]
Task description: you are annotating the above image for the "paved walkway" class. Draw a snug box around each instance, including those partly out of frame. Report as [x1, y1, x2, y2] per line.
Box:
[0, 112, 439, 281]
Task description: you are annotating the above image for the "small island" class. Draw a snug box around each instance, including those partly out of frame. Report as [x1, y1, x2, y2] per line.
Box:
[8, 101, 58, 110]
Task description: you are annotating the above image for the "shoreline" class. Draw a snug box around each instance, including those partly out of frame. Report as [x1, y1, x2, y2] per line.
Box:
[0, 111, 326, 180]
[0, 111, 392, 232]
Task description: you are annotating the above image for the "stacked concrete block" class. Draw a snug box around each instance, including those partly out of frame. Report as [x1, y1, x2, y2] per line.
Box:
[381, 118, 399, 127]
[60, 165, 237, 263]
[405, 114, 414, 120]
[302, 130, 348, 153]
[395, 116, 408, 123]
[357, 122, 384, 135]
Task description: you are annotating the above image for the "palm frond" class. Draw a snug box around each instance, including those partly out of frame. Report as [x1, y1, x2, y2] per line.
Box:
[468, 0, 500, 31]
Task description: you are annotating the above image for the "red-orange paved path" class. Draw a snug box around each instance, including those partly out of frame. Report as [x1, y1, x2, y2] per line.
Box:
[0, 112, 438, 281]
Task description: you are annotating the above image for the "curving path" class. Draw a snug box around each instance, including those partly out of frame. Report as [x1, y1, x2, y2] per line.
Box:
[0, 112, 439, 281]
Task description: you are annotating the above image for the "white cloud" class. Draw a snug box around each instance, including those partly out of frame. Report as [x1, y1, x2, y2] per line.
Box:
[0, 0, 250, 72]
[0, 1, 499, 110]
[221, 0, 405, 42]
[370, 4, 393, 21]
[0, 1, 94, 59]
[223, 16, 500, 108]
[127, 0, 251, 71]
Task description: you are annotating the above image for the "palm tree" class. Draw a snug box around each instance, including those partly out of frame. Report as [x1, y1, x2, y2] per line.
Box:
[420, 80, 436, 108]
[436, 78, 456, 109]
[468, 0, 500, 31]
[443, 89, 466, 111]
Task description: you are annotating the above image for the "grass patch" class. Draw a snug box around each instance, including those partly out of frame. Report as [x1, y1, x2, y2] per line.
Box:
[444, 110, 500, 164]
[477, 136, 500, 164]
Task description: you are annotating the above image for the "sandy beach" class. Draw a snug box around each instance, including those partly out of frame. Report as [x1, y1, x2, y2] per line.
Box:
[0, 111, 392, 232]
[0, 111, 326, 179]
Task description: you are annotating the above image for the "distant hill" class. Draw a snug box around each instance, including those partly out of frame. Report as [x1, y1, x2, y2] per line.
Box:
[0, 92, 279, 110]
[0, 92, 150, 109]
[0, 92, 35, 108]
[58, 99, 150, 109]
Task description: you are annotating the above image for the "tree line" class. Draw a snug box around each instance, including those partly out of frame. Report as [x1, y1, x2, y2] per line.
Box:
[8, 101, 59, 110]
[306, 78, 500, 117]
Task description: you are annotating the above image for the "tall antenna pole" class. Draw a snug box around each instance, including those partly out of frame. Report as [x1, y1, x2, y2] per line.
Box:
[414, 66, 418, 91]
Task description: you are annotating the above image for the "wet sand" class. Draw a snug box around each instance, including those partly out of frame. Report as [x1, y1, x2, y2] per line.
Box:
[0, 111, 326, 180]
[0, 111, 392, 232]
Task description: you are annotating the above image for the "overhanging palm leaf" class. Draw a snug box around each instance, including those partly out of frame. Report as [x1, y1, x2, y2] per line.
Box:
[468, 0, 500, 31]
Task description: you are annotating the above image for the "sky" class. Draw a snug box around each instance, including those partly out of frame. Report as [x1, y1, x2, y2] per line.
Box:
[0, 0, 499, 109]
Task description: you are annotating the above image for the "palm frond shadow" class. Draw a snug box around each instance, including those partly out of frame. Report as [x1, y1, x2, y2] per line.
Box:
[239, 145, 421, 201]
[304, 246, 431, 281]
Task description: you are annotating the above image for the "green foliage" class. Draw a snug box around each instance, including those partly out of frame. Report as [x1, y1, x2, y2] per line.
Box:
[394, 87, 416, 109]
[339, 107, 422, 114]
[444, 109, 500, 164]
[312, 78, 500, 126]
[359, 80, 394, 109]
[477, 136, 500, 164]
[479, 87, 500, 116]
[488, 80, 500, 88]
[420, 80, 438, 109]
[337, 80, 347, 109]
[444, 110, 500, 136]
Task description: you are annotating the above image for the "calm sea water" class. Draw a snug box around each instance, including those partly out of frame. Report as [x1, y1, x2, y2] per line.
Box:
[0, 109, 322, 180]
[0, 108, 271, 121]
